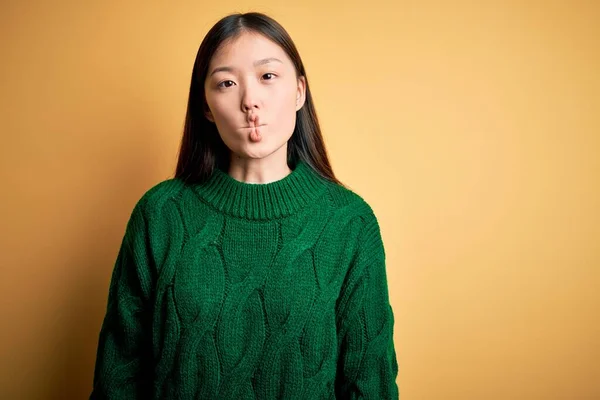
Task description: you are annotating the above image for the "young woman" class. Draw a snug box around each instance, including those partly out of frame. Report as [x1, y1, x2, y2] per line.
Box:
[91, 11, 399, 400]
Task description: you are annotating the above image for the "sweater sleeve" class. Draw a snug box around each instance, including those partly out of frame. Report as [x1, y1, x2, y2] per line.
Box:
[90, 201, 154, 399]
[335, 211, 399, 399]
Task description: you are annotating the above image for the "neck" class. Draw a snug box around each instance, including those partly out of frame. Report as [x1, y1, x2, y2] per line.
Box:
[227, 148, 291, 184]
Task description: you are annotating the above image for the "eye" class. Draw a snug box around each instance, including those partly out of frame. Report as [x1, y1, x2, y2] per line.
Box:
[217, 80, 235, 89]
[263, 73, 277, 81]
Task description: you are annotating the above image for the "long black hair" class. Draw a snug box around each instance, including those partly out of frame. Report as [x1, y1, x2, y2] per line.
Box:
[174, 12, 344, 187]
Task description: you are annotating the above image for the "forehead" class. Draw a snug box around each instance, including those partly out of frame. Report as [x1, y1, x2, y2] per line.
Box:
[210, 32, 290, 67]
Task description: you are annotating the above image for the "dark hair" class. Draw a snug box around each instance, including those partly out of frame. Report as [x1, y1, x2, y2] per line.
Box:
[174, 12, 344, 187]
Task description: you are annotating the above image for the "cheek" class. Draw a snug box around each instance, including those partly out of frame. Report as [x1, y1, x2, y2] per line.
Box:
[271, 95, 298, 134]
[207, 97, 234, 123]
[270, 89, 297, 116]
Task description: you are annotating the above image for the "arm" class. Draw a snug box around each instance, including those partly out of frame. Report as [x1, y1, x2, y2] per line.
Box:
[90, 201, 154, 399]
[335, 211, 399, 399]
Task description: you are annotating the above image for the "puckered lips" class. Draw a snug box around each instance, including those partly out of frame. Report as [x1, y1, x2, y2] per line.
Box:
[242, 113, 265, 142]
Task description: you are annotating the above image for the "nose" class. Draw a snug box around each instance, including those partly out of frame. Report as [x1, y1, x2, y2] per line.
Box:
[241, 82, 261, 113]
[243, 103, 258, 112]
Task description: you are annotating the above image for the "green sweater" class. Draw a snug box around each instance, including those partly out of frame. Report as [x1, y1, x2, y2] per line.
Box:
[91, 160, 399, 399]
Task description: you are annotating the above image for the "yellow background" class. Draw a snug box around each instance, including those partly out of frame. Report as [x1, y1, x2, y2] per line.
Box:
[1, 1, 598, 398]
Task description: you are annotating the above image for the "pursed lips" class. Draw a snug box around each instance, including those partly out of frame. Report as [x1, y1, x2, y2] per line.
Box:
[241, 124, 266, 129]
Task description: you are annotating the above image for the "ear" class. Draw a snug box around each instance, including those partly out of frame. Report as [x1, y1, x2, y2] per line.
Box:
[296, 76, 307, 111]
[204, 105, 215, 123]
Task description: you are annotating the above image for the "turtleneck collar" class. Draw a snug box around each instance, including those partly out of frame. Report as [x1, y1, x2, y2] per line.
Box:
[191, 160, 328, 220]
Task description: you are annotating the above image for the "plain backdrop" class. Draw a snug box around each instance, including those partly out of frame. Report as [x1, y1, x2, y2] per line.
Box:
[1, 1, 599, 399]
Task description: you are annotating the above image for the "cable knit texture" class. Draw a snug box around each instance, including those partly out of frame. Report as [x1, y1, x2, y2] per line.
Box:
[90, 160, 399, 399]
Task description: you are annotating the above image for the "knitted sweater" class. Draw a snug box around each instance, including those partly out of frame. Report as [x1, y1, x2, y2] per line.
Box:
[90, 160, 399, 400]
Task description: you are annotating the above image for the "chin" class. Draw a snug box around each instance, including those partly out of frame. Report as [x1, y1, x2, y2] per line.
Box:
[239, 148, 279, 160]
[235, 140, 289, 160]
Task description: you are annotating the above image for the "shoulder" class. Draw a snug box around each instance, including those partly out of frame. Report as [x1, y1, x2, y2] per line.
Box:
[323, 180, 385, 254]
[323, 180, 379, 225]
[131, 177, 187, 217]
[323, 181, 387, 266]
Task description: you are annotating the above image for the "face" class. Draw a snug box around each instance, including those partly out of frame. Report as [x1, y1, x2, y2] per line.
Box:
[204, 31, 306, 161]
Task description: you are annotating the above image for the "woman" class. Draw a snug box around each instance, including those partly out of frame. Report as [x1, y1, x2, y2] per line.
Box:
[91, 11, 399, 400]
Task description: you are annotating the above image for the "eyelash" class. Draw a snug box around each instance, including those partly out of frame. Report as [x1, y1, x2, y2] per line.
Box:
[217, 73, 277, 89]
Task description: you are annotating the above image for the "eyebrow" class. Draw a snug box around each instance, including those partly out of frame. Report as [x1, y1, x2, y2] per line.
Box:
[209, 57, 283, 77]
